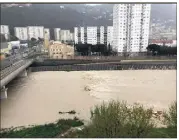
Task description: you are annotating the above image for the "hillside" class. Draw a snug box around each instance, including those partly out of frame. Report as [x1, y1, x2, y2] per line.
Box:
[1, 4, 176, 37]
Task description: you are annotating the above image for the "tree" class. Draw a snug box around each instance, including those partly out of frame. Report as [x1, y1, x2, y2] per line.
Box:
[29, 37, 38, 48]
[38, 37, 44, 42]
[10, 35, 19, 41]
[107, 43, 112, 56]
[147, 44, 177, 56]
[31, 37, 37, 42]
[0, 34, 6, 42]
[147, 44, 161, 56]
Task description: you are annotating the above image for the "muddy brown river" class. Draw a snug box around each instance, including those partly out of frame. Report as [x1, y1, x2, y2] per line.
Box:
[1, 70, 176, 128]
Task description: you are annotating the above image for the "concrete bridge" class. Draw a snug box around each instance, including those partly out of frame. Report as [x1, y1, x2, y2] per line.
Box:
[0, 51, 48, 99]
[0, 59, 35, 99]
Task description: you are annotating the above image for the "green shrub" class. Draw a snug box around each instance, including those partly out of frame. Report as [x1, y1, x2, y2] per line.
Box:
[163, 101, 177, 128]
[82, 100, 154, 138]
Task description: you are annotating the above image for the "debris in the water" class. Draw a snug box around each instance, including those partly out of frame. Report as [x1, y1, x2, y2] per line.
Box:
[84, 86, 91, 91]
[59, 110, 76, 114]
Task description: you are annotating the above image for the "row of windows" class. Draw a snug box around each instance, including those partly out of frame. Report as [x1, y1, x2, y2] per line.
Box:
[51, 48, 62, 52]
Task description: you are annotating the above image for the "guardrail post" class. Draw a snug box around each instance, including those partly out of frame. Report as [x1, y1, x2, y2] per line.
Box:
[18, 69, 28, 78]
[1, 86, 8, 99]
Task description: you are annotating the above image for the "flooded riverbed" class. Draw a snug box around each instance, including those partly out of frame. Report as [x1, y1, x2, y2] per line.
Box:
[1, 70, 176, 128]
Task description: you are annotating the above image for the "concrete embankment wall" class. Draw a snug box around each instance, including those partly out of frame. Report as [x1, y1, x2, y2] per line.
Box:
[31, 59, 122, 66]
[30, 61, 176, 72]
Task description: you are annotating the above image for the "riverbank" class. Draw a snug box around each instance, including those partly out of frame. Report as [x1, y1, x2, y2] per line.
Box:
[1, 101, 177, 138]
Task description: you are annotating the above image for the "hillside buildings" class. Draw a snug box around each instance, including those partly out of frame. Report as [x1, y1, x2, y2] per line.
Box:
[54, 28, 61, 41]
[14, 27, 28, 40]
[59, 30, 71, 42]
[27, 26, 44, 40]
[54, 29, 74, 42]
[70, 33, 74, 41]
[74, 26, 113, 46]
[0, 25, 10, 40]
[113, 4, 151, 53]
[107, 26, 113, 46]
[87, 27, 97, 45]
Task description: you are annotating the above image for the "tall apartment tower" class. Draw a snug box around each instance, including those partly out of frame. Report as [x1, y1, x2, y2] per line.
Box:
[14, 27, 28, 40]
[59, 30, 71, 42]
[113, 4, 151, 53]
[27, 26, 44, 40]
[0, 25, 9, 40]
[87, 27, 97, 45]
[74, 26, 113, 46]
[54, 28, 61, 41]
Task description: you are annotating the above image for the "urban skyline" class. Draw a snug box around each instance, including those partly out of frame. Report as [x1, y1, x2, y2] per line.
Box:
[0, 3, 177, 53]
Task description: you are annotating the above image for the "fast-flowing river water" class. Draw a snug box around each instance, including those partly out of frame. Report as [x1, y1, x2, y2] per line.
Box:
[1, 70, 176, 128]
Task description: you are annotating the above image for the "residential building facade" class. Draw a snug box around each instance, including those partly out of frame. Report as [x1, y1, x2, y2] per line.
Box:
[113, 4, 151, 53]
[49, 41, 74, 59]
[74, 26, 113, 46]
[107, 26, 113, 46]
[59, 30, 71, 42]
[0, 25, 9, 40]
[54, 28, 61, 41]
[70, 33, 74, 41]
[14, 27, 28, 40]
[87, 27, 97, 45]
[27, 26, 44, 40]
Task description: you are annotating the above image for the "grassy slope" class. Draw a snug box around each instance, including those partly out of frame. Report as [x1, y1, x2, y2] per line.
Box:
[0, 118, 84, 138]
[62, 127, 177, 138]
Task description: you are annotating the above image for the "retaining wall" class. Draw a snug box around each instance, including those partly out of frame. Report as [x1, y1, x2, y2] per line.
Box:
[30, 63, 176, 72]
[31, 59, 122, 67]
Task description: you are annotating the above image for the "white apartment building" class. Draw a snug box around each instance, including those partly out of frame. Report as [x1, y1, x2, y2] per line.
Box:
[14, 27, 28, 40]
[44, 28, 50, 40]
[107, 26, 113, 46]
[100, 26, 104, 44]
[0, 25, 9, 40]
[74, 27, 78, 44]
[54, 28, 61, 41]
[27, 26, 44, 40]
[80, 27, 85, 44]
[59, 30, 71, 42]
[70, 33, 74, 41]
[74, 26, 113, 45]
[113, 4, 151, 53]
[87, 27, 97, 45]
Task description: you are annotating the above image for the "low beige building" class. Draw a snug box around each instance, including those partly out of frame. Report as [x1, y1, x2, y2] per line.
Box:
[49, 41, 74, 59]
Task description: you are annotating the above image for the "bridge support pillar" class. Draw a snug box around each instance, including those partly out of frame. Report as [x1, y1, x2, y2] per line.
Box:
[1, 86, 8, 99]
[19, 69, 28, 78]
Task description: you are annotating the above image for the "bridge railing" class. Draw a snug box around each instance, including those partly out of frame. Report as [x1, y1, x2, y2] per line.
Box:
[37, 54, 177, 61]
[0, 60, 31, 80]
[0, 52, 46, 80]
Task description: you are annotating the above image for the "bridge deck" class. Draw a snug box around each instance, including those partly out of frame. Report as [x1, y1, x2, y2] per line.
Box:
[0, 59, 34, 88]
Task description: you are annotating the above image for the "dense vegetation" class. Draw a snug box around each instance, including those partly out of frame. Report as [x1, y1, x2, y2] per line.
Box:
[0, 101, 177, 138]
[64, 101, 177, 138]
[0, 118, 84, 138]
[147, 44, 177, 56]
[75, 43, 116, 56]
[75, 43, 177, 57]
